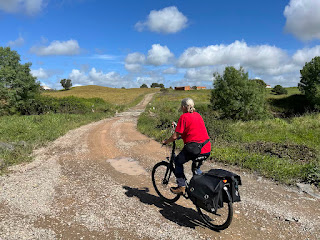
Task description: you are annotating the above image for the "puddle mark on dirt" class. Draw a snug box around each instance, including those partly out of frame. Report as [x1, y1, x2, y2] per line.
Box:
[106, 157, 147, 176]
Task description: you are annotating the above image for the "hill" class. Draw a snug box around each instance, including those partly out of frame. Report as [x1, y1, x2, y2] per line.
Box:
[43, 85, 160, 105]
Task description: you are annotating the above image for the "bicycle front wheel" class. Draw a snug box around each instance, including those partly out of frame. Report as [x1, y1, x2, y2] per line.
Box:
[196, 187, 233, 231]
[152, 161, 180, 203]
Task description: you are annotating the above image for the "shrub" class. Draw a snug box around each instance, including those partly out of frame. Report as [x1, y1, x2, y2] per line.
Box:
[211, 66, 268, 120]
[140, 84, 148, 88]
[272, 85, 288, 95]
[18, 95, 114, 115]
[299, 56, 320, 110]
[0, 47, 40, 115]
[160, 88, 169, 93]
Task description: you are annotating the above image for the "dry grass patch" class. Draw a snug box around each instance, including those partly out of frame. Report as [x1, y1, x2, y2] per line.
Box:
[43, 85, 159, 105]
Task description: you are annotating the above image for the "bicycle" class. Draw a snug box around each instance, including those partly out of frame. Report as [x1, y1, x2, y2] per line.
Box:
[151, 140, 234, 231]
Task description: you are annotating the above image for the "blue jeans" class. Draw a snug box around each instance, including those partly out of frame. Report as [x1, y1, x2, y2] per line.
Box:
[174, 149, 210, 186]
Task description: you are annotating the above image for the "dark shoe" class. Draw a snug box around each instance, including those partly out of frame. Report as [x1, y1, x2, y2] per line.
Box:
[170, 186, 186, 195]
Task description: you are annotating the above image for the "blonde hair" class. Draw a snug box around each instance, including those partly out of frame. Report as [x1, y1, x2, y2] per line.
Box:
[181, 98, 195, 113]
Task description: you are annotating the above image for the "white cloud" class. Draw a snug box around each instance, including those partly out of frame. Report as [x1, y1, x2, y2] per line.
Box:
[125, 63, 142, 72]
[135, 6, 188, 34]
[31, 68, 49, 79]
[125, 52, 145, 64]
[124, 52, 146, 72]
[178, 40, 288, 70]
[7, 36, 24, 47]
[30, 40, 80, 56]
[136, 75, 165, 87]
[69, 69, 93, 86]
[292, 45, 320, 65]
[147, 44, 174, 66]
[69, 68, 125, 88]
[284, 0, 320, 41]
[89, 68, 122, 86]
[136, 76, 154, 86]
[68, 68, 166, 89]
[262, 72, 300, 88]
[258, 64, 300, 76]
[184, 67, 215, 82]
[163, 67, 177, 74]
[0, 0, 45, 15]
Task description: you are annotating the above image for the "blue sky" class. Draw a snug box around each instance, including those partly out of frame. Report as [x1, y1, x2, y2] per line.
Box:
[1, 0, 320, 89]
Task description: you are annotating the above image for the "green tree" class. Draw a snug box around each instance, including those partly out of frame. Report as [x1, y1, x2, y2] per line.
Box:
[192, 86, 197, 90]
[211, 66, 267, 120]
[60, 78, 72, 90]
[299, 56, 320, 110]
[251, 79, 267, 88]
[0, 47, 40, 115]
[272, 85, 288, 95]
[150, 83, 160, 88]
[159, 83, 164, 88]
[140, 83, 148, 88]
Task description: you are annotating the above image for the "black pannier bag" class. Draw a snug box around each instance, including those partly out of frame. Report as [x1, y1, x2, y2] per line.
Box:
[187, 174, 224, 213]
[206, 169, 242, 203]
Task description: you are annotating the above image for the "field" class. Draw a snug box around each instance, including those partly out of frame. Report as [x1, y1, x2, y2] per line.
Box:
[43, 85, 159, 106]
[137, 88, 320, 186]
[266, 87, 300, 99]
[0, 86, 157, 172]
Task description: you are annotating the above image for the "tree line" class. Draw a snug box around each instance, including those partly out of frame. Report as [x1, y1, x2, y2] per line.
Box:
[1, 46, 320, 118]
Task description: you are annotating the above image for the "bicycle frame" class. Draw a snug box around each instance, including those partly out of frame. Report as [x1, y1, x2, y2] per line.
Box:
[162, 141, 176, 185]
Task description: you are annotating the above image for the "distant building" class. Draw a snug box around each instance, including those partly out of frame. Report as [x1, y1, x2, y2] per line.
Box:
[266, 85, 271, 88]
[196, 86, 206, 90]
[175, 86, 191, 91]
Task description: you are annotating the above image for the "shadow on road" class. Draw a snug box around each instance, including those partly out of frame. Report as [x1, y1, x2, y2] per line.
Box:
[123, 185, 210, 230]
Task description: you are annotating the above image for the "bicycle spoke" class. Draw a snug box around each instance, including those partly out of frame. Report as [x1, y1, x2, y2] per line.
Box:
[152, 162, 180, 203]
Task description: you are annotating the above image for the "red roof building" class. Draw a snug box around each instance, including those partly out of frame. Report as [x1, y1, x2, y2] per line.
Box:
[175, 86, 191, 91]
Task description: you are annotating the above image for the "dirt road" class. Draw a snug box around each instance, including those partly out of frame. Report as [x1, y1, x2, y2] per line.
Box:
[0, 93, 319, 239]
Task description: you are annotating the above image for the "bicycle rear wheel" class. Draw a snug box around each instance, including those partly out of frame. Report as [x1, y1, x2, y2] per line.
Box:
[152, 161, 180, 203]
[196, 187, 233, 231]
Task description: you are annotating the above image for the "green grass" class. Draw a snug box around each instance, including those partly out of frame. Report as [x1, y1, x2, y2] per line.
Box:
[212, 146, 317, 184]
[0, 112, 113, 170]
[137, 89, 320, 186]
[223, 115, 320, 147]
[266, 87, 300, 99]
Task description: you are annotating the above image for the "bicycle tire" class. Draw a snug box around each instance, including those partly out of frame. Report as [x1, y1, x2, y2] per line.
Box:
[152, 161, 180, 203]
[196, 187, 233, 231]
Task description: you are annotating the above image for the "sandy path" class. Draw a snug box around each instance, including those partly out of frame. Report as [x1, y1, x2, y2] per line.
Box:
[0, 93, 319, 239]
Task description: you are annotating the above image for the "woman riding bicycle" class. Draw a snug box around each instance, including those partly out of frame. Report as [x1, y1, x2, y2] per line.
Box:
[162, 98, 211, 195]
